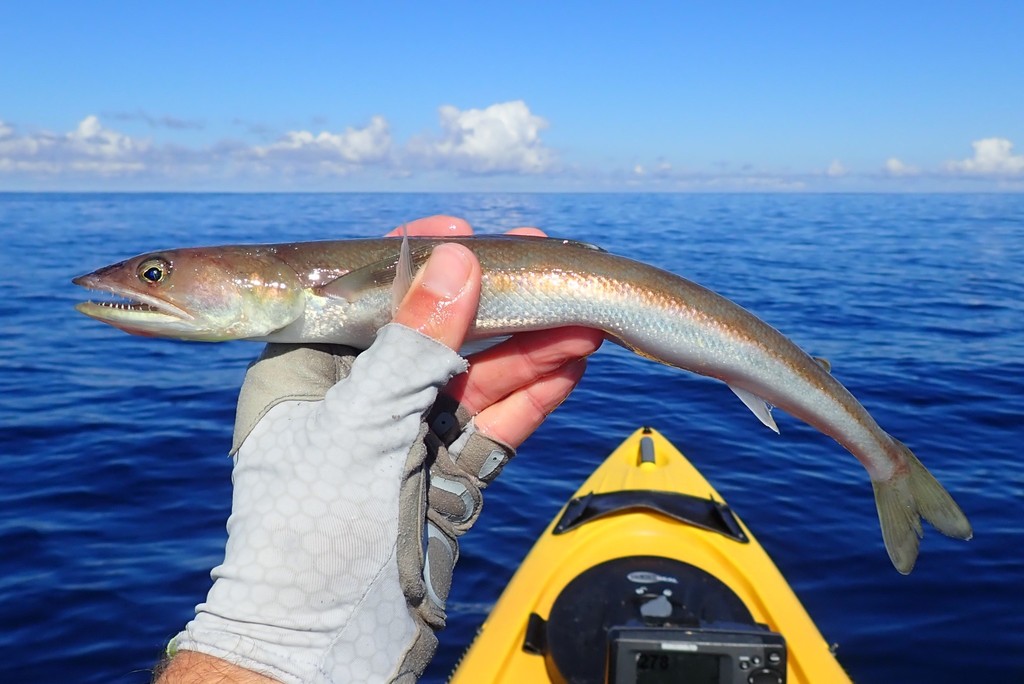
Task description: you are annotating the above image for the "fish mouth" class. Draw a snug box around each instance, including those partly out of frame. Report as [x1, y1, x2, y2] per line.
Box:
[72, 274, 194, 325]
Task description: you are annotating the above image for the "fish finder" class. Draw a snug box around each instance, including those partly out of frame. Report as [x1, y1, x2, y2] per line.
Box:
[525, 555, 788, 684]
[607, 624, 786, 684]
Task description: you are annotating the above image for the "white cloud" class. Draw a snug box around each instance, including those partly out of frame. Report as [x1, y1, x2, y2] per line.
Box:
[946, 137, 1024, 175]
[825, 159, 847, 177]
[0, 114, 396, 180]
[412, 100, 555, 174]
[884, 157, 919, 176]
[1, 107, 553, 183]
[699, 174, 807, 191]
[255, 115, 392, 168]
[0, 116, 148, 175]
[632, 161, 672, 178]
[618, 161, 808, 191]
[68, 115, 150, 160]
[7, 111, 1022, 191]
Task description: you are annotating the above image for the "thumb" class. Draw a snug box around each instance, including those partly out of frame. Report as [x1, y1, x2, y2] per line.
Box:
[393, 243, 481, 350]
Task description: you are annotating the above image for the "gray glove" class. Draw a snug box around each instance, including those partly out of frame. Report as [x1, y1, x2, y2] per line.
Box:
[168, 323, 514, 683]
[418, 395, 516, 625]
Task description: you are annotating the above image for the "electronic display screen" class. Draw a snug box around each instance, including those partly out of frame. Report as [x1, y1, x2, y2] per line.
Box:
[635, 651, 722, 684]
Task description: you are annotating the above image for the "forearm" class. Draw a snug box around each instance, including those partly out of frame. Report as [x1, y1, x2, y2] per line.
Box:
[156, 651, 279, 684]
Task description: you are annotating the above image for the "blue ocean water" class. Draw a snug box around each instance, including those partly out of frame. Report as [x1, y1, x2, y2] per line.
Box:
[0, 192, 1021, 683]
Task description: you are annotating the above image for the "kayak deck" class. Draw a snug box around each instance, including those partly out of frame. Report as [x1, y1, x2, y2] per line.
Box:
[448, 427, 850, 684]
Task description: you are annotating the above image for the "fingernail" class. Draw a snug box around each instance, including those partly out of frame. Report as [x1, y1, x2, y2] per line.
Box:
[421, 243, 472, 299]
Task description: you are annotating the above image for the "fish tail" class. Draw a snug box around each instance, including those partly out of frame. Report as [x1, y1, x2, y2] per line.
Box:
[872, 438, 973, 574]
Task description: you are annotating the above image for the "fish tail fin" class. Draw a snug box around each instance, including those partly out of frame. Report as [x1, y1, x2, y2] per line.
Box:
[872, 438, 973, 574]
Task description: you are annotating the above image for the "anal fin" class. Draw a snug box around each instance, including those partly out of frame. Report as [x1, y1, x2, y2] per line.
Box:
[729, 385, 780, 434]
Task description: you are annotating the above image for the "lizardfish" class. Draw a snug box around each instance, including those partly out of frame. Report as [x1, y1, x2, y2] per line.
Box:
[73, 235, 972, 573]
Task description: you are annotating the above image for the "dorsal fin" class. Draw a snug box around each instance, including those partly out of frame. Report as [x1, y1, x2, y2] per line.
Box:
[317, 240, 433, 302]
[391, 224, 415, 316]
[813, 356, 832, 373]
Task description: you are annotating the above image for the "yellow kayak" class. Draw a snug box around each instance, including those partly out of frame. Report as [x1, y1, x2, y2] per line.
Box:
[449, 427, 850, 684]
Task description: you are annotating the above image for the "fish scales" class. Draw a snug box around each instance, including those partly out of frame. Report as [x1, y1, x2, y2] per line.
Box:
[73, 235, 972, 573]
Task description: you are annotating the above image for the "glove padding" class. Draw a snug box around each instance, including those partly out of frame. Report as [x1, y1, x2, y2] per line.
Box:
[411, 396, 515, 626]
[170, 323, 514, 684]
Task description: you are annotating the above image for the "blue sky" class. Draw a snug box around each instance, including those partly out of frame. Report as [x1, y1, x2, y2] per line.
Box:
[2, 1, 1022, 191]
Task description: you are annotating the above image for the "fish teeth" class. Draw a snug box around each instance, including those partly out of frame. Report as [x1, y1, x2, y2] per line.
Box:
[92, 299, 158, 312]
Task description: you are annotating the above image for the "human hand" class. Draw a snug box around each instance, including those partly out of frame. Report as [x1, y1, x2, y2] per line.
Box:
[384, 218, 603, 664]
[159, 216, 601, 684]
[385, 216, 604, 449]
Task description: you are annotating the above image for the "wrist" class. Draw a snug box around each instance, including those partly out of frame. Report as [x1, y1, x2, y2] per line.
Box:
[155, 650, 279, 684]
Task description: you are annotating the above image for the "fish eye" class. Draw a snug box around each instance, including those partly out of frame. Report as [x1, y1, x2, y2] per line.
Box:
[138, 258, 171, 284]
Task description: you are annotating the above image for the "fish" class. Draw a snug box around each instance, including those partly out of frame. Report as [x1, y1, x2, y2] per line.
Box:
[72, 235, 972, 573]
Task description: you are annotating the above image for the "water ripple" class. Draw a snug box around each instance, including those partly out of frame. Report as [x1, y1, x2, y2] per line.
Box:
[1, 193, 1021, 683]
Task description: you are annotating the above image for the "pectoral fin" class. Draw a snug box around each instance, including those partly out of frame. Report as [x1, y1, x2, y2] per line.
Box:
[729, 385, 780, 434]
[317, 237, 433, 303]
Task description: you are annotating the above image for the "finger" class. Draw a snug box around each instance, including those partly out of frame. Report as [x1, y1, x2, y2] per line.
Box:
[393, 243, 481, 350]
[446, 326, 604, 414]
[473, 359, 588, 448]
[386, 215, 473, 237]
